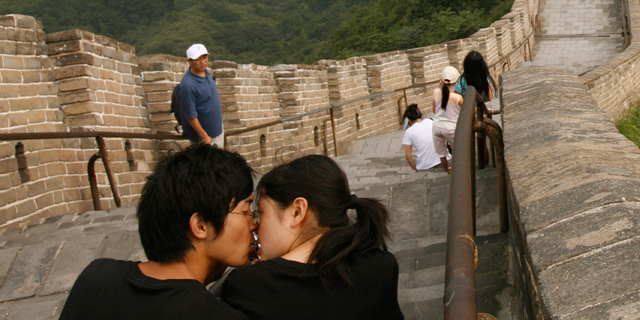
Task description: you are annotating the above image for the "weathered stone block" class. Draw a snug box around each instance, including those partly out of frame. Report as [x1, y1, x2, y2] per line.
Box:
[0, 157, 18, 174]
[65, 113, 103, 127]
[56, 53, 94, 67]
[0, 15, 15, 27]
[0, 189, 18, 207]
[15, 43, 36, 55]
[0, 40, 16, 55]
[38, 83, 59, 96]
[95, 35, 117, 48]
[143, 81, 175, 93]
[23, 57, 44, 70]
[13, 14, 37, 29]
[142, 72, 175, 82]
[4, 56, 24, 69]
[120, 83, 136, 95]
[59, 78, 88, 92]
[8, 112, 28, 126]
[60, 90, 96, 105]
[27, 110, 47, 123]
[45, 162, 67, 177]
[145, 91, 171, 103]
[46, 29, 92, 43]
[62, 101, 103, 116]
[54, 65, 93, 80]
[100, 69, 115, 81]
[47, 40, 82, 56]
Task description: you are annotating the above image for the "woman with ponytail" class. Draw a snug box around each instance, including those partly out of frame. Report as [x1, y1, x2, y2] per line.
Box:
[221, 155, 403, 320]
[432, 66, 464, 174]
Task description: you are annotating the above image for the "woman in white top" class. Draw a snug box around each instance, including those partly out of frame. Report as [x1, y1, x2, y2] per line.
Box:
[432, 66, 463, 174]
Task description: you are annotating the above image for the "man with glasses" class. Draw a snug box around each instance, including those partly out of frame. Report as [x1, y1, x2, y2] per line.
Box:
[179, 44, 224, 147]
[60, 144, 257, 320]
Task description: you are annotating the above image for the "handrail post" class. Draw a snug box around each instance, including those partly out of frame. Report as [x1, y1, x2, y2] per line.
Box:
[330, 107, 339, 156]
[88, 154, 101, 210]
[89, 136, 122, 210]
[475, 119, 509, 232]
[403, 89, 408, 111]
[323, 120, 330, 156]
[476, 102, 486, 170]
[397, 96, 405, 125]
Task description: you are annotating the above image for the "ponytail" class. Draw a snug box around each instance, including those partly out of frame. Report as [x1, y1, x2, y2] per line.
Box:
[310, 195, 390, 285]
[441, 83, 450, 111]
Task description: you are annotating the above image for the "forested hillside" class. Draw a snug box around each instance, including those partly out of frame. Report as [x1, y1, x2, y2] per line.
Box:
[0, 0, 513, 65]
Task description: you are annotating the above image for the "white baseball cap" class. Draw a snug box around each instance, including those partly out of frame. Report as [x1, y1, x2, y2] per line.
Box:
[186, 44, 209, 60]
[441, 66, 460, 83]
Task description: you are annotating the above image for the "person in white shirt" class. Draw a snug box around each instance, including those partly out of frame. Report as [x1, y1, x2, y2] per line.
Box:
[402, 104, 441, 172]
[432, 66, 464, 174]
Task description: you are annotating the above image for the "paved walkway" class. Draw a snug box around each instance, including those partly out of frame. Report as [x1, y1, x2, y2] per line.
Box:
[0, 108, 509, 319]
[532, 0, 624, 74]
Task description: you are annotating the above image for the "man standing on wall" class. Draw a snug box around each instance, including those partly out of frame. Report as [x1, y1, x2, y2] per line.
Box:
[179, 44, 224, 147]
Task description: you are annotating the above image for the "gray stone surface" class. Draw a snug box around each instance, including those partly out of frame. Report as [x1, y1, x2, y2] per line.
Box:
[532, 0, 624, 75]
[540, 236, 640, 318]
[96, 230, 145, 261]
[0, 248, 19, 285]
[0, 242, 60, 302]
[40, 235, 105, 295]
[502, 65, 640, 319]
[528, 202, 640, 272]
[561, 289, 640, 319]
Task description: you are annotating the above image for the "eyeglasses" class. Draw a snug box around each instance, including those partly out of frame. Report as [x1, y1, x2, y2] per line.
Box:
[228, 209, 260, 223]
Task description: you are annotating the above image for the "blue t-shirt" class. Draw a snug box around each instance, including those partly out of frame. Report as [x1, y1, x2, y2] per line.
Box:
[179, 69, 223, 142]
[453, 76, 491, 99]
[453, 77, 469, 97]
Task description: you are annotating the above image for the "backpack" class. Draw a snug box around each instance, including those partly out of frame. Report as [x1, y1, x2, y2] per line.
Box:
[170, 84, 182, 133]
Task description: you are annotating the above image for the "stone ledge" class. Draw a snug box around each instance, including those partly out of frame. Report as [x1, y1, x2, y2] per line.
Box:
[502, 65, 640, 319]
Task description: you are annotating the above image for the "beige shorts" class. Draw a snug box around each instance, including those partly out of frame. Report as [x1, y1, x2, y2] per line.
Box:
[432, 125, 455, 158]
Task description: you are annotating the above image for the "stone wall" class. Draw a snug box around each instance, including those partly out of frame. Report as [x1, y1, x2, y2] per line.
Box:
[502, 66, 640, 320]
[580, 0, 640, 121]
[0, 0, 537, 225]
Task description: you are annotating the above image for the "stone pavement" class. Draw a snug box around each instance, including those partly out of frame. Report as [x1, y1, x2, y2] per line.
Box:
[532, 0, 624, 75]
[0, 115, 511, 319]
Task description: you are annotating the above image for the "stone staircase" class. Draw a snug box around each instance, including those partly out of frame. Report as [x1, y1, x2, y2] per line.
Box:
[0, 130, 514, 319]
[335, 147, 514, 320]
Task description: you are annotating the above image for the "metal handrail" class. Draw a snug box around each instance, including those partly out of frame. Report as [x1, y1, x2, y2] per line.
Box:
[445, 87, 480, 319]
[444, 86, 508, 319]
[0, 131, 188, 210]
[224, 82, 437, 156]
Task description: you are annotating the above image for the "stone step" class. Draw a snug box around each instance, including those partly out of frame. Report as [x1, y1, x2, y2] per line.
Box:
[395, 233, 512, 320]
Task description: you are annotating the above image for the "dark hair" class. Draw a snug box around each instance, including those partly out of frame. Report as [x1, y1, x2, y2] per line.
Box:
[137, 144, 254, 263]
[402, 103, 422, 121]
[441, 82, 451, 111]
[257, 155, 390, 285]
[461, 51, 496, 98]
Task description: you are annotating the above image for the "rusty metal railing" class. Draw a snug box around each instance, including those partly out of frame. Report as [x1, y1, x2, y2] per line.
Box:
[444, 86, 508, 319]
[0, 131, 187, 210]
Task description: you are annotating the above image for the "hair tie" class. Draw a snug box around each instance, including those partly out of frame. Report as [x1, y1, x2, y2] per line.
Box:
[346, 194, 358, 209]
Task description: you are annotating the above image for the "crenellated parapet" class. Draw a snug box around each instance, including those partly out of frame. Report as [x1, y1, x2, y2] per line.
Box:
[0, 0, 540, 224]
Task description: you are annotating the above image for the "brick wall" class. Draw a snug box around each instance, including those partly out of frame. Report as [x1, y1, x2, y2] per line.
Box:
[0, 0, 538, 224]
[580, 0, 640, 121]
